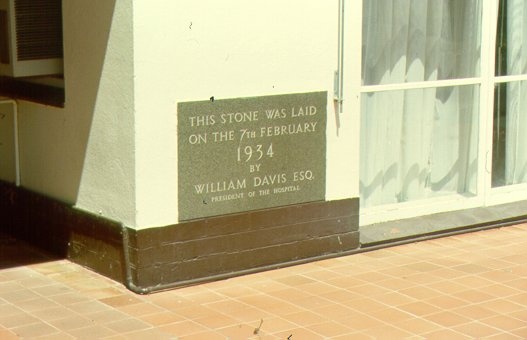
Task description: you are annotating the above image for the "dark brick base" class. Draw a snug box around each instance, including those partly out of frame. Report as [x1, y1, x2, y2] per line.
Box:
[0, 181, 124, 282]
[0, 181, 360, 293]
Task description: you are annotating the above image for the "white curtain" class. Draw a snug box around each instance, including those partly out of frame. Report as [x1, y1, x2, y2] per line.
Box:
[503, 0, 527, 185]
[360, 0, 481, 208]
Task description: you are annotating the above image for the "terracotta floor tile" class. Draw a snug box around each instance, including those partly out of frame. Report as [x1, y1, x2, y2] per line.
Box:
[245, 278, 291, 293]
[116, 301, 165, 318]
[509, 309, 527, 323]
[274, 275, 316, 286]
[184, 290, 231, 304]
[0, 288, 40, 303]
[283, 310, 330, 326]
[395, 317, 443, 335]
[347, 296, 397, 313]
[374, 291, 417, 307]
[68, 300, 111, 314]
[452, 263, 492, 274]
[298, 281, 341, 296]
[485, 283, 523, 298]
[478, 299, 525, 314]
[422, 328, 472, 339]
[30, 284, 73, 297]
[320, 289, 361, 304]
[480, 314, 527, 331]
[452, 304, 497, 321]
[451, 321, 503, 338]
[510, 326, 527, 338]
[424, 310, 472, 328]
[0, 329, 19, 340]
[158, 320, 208, 337]
[507, 292, 527, 306]
[399, 285, 442, 300]
[428, 267, 469, 280]
[205, 299, 253, 314]
[48, 292, 91, 306]
[213, 284, 261, 298]
[84, 309, 129, 324]
[171, 304, 219, 320]
[484, 332, 523, 339]
[301, 268, 343, 282]
[377, 276, 419, 291]
[46, 314, 92, 331]
[140, 311, 185, 326]
[109, 328, 175, 340]
[308, 320, 354, 338]
[340, 312, 385, 331]
[104, 317, 152, 334]
[452, 289, 496, 303]
[238, 293, 286, 309]
[326, 276, 368, 289]
[179, 330, 228, 340]
[311, 303, 356, 322]
[425, 295, 469, 310]
[274, 327, 327, 340]
[504, 278, 527, 291]
[369, 307, 414, 324]
[353, 271, 393, 283]
[0, 304, 23, 317]
[289, 295, 333, 310]
[99, 294, 144, 308]
[0, 312, 40, 328]
[252, 317, 298, 334]
[268, 287, 313, 302]
[13, 297, 60, 312]
[143, 294, 191, 310]
[479, 269, 520, 283]
[10, 322, 59, 338]
[405, 261, 444, 273]
[4, 222, 527, 340]
[362, 324, 414, 338]
[220, 304, 272, 323]
[194, 313, 239, 329]
[399, 272, 446, 285]
[427, 280, 468, 295]
[351, 283, 391, 297]
[397, 301, 443, 317]
[455, 274, 495, 289]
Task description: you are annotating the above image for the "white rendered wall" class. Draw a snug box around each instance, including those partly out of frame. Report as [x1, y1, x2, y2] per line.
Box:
[133, 1, 359, 228]
[6, 0, 137, 226]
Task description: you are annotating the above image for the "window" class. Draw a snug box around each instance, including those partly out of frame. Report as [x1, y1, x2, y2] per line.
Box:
[0, 0, 64, 107]
[492, 0, 527, 187]
[360, 0, 482, 208]
[358, 0, 527, 224]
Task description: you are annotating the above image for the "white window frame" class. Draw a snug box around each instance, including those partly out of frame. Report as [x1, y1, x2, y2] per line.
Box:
[347, 0, 527, 226]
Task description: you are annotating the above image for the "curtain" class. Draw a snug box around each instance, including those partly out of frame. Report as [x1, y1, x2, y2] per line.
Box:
[360, 0, 481, 208]
[502, 0, 527, 185]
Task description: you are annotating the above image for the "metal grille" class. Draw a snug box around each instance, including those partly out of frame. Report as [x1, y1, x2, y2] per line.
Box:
[14, 0, 63, 61]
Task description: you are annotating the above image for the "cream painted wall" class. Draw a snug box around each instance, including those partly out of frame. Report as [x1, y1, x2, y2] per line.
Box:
[133, 0, 358, 228]
[0, 1, 360, 230]
[8, 0, 137, 226]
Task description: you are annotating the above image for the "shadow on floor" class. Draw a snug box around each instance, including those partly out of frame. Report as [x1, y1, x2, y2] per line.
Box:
[0, 232, 59, 269]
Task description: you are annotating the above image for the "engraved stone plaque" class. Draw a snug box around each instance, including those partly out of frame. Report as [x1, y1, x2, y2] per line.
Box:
[178, 91, 327, 221]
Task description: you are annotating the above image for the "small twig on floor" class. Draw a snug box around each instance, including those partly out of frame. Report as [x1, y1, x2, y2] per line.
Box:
[253, 318, 264, 335]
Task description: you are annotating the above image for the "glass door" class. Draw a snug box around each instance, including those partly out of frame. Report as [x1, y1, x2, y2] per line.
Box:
[489, 0, 527, 205]
[359, 0, 486, 225]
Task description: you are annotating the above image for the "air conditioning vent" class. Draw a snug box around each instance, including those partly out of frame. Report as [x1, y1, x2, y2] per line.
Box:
[0, 0, 63, 77]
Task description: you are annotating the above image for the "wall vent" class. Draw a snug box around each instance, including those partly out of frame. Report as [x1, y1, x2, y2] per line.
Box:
[0, 0, 63, 77]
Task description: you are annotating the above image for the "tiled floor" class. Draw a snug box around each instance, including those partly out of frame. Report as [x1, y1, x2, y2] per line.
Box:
[1, 224, 527, 339]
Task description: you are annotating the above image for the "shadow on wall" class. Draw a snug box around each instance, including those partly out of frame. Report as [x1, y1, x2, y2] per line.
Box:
[65, 0, 121, 204]
[12, 0, 122, 208]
